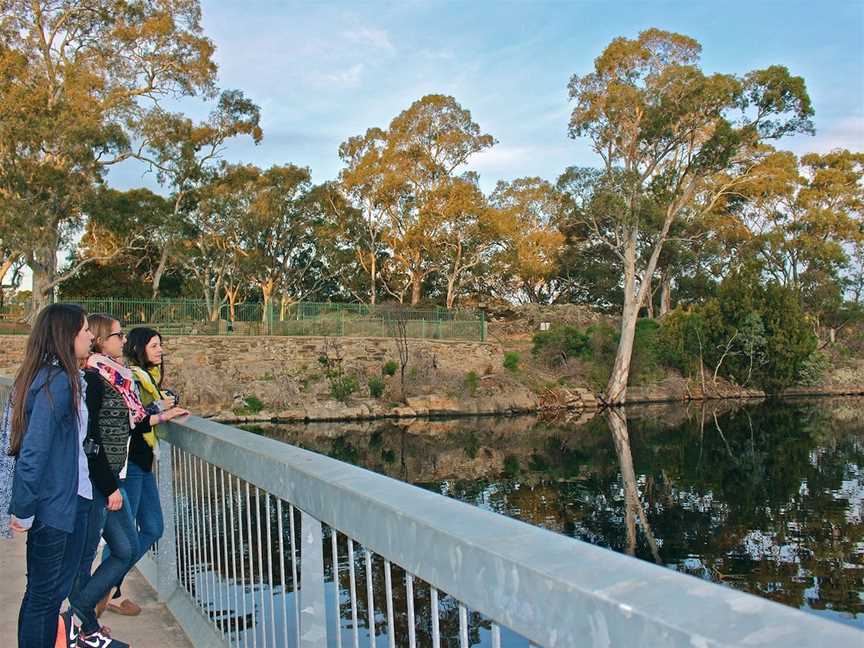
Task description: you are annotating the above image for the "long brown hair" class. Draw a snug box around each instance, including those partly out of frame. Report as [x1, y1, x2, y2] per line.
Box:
[88, 313, 119, 355]
[9, 304, 86, 456]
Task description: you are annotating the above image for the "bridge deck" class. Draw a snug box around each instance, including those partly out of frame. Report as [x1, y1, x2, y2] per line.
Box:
[1, 533, 191, 648]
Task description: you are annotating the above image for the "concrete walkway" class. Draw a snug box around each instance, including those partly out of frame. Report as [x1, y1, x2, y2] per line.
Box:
[1, 533, 192, 648]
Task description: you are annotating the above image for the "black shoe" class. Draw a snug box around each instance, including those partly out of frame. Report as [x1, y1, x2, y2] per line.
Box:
[77, 629, 130, 648]
[60, 609, 80, 648]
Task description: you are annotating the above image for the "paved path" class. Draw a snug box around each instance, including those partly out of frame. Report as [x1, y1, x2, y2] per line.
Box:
[1, 533, 193, 648]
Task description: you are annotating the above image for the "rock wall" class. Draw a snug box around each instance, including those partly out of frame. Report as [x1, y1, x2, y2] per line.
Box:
[0, 334, 514, 415]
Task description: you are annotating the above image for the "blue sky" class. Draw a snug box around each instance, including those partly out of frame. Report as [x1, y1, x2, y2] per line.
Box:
[109, 0, 864, 195]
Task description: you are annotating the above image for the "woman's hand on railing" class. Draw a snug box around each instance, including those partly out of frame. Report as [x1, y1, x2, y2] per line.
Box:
[161, 407, 190, 422]
[150, 406, 189, 427]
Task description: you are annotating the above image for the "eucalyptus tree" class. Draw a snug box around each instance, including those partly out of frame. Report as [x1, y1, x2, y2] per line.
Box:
[567, 28, 814, 404]
[0, 0, 218, 318]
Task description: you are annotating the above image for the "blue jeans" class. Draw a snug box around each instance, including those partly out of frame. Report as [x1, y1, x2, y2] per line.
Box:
[18, 496, 91, 648]
[104, 462, 163, 595]
[69, 490, 138, 633]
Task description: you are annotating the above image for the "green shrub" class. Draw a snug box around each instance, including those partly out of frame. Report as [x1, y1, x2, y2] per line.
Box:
[528, 452, 549, 472]
[465, 371, 480, 396]
[382, 360, 398, 376]
[532, 326, 591, 365]
[503, 455, 520, 478]
[244, 395, 264, 413]
[368, 376, 385, 398]
[503, 351, 520, 371]
[797, 350, 830, 386]
[656, 270, 817, 392]
[330, 375, 358, 403]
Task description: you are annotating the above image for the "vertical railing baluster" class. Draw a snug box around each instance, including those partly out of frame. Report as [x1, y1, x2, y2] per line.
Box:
[175, 449, 188, 592]
[233, 475, 247, 648]
[430, 587, 440, 648]
[265, 493, 277, 648]
[491, 623, 501, 648]
[188, 453, 201, 603]
[213, 465, 225, 637]
[347, 539, 360, 648]
[205, 461, 217, 630]
[458, 604, 468, 648]
[179, 449, 192, 593]
[364, 549, 375, 648]
[289, 505, 300, 647]
[384, 561, 395, 648]
[254, 488, 267, 648]
[199, 457, 212, 615]
[331, 530, 343, 648]
[299, 511, 327, 647]
[194, 457, 207, 610]
[245, 482, 258, 648]
[277, 500, 289, 648]
[405, 573, 416, 648]
[156, 442, 178, 601]
[220, 468, 233, 646]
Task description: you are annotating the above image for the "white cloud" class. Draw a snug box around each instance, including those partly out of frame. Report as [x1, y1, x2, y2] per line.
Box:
[344, 27, 395, 54]
[318, 63, 365, 89]
[785, 115, 864, 155]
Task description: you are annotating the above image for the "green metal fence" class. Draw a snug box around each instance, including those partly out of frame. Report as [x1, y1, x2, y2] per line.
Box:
[0, 298, 486, 341]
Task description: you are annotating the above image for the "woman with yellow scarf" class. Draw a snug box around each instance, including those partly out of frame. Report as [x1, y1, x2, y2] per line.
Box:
[102, 327, 184, 615]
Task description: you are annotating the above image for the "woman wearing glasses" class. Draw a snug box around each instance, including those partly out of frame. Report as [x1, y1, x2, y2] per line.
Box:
[67, 315, 187, 648]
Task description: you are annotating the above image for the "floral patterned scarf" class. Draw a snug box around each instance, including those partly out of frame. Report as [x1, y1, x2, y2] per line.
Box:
[86, 354, 147, 427]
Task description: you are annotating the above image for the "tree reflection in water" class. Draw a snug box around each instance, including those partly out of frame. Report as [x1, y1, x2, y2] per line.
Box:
[195, 398, 864, 645]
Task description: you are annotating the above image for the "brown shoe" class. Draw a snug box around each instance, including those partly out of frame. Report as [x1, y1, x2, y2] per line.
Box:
[106, 599, 142, 616]
[95, 591, 112, 618]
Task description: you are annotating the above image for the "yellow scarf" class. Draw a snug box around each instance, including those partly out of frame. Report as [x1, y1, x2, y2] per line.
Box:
[131, 365, 164, 448]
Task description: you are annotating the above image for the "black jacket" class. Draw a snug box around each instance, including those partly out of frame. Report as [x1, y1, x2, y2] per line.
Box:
[83, 369, 153, 497]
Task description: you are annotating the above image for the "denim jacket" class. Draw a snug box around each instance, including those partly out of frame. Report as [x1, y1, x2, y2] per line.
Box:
[8, 366, 83, 533]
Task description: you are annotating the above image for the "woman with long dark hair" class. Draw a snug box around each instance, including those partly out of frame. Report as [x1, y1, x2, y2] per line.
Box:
[7, 304, 94, 648]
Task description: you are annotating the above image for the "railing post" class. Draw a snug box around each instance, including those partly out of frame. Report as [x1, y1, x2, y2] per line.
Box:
[156, 442, 179, 602]
[299, 511, 327, 647]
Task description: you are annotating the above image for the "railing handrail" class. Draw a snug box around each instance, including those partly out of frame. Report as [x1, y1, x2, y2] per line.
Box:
[1, 373, 860, 646]
[159, 408, 861, 647]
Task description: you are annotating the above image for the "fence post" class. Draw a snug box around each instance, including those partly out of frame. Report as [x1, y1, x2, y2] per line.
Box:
[155, 442, 179, 602]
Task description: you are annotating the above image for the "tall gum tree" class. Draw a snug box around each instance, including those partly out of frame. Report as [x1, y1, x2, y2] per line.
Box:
[342, 95, 495, 305]
[567, 29, 814, 404]
[0, 0, 217, 318]
[134, 89, 262, 297]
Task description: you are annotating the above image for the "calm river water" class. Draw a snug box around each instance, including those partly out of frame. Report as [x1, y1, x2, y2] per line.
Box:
[248, 397, 864, 636]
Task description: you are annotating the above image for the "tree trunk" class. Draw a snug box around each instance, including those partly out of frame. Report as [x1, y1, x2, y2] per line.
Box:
[446, 273, 458, 310]
[260, 280, 274, 323]
[607, 409, 661, 564]
[659, 275, 672, 316]
[606, 298, 640, 405]
[28, 245, 58, 322]
[606, 232, 641, 404]
[643, 274, 654, 319]
[151, 246, 170, 299]
[370, 254, 377, 306]
[410, 272, 422, 306]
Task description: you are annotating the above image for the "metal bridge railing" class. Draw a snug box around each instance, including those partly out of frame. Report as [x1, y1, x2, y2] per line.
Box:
[1, 375, 861, 647]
